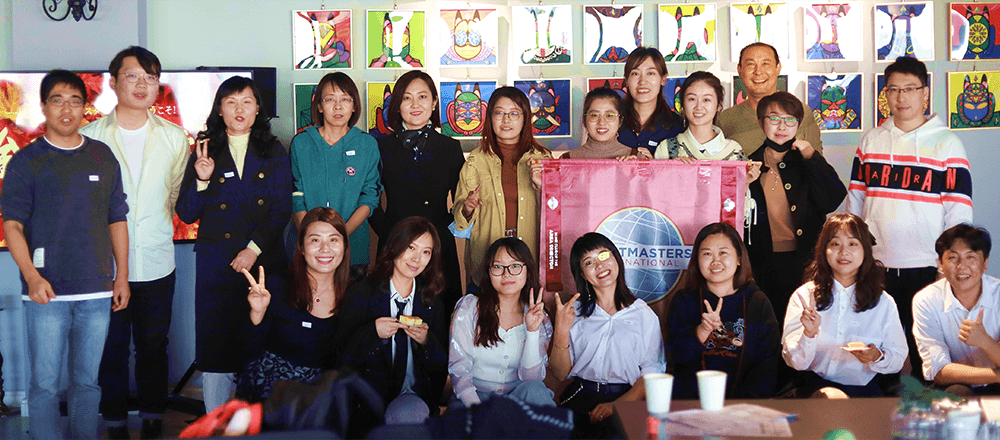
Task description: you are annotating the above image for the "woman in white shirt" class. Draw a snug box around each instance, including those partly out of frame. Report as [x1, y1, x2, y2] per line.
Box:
[551, 232, 665, 437]
[782, 213, 907, 398]
[448, 237, 553, 408]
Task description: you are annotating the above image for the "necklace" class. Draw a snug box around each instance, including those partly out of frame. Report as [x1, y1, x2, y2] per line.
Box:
[311, 284, 332, 303]
[763, 155, 781, 191]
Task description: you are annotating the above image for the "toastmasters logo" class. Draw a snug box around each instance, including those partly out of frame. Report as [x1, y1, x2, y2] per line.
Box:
[596, 207, 691, 303]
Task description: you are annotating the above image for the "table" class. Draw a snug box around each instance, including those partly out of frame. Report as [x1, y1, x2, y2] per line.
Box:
[614, 398, 900, 439]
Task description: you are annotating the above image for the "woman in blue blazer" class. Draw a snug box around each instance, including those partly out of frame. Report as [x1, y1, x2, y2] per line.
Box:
[176, 76, 292, 412]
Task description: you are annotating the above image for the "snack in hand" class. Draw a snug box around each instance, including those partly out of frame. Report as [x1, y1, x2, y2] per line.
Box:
[844, 341, 867, 352]
[399, 315, 423, 326]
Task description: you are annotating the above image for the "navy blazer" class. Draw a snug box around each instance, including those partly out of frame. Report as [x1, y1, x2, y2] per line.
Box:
[336, 276, 448, 410]
[175, 142, 292, 270]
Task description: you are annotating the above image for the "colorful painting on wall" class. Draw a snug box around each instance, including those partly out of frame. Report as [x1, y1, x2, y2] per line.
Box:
[293, 83, 317, 134]
[663, 76, 687, 115]
[437, 9, 498, 66]
[948, 71, 1000, 129]
[366, 10, 425, 68]
[803, 3, 863, 61]
[292, 10, 352, 69]
[439, 81, 497, 139]
[514, 79, 572, 138]
[732, 75, 788, 106]
[949, 3, 1000, 60]
[513, 5, 572, 65]
[874, 3, 934, 62]
[587, 78, 626, 98]
[807, 74, 862, 131]
[583, 5, 643, 64]
[367, 82, 395, 140]
[730, 3, 791, 61]
[874, 73, 932, 127]
[658, 4, 717, 63]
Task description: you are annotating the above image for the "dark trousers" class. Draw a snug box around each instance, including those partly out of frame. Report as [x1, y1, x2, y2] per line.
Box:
[885, 267, 938, 379]
[99, 272, 176, 420]
[752, 250, 808, 324]
[559, 378, 630, 439]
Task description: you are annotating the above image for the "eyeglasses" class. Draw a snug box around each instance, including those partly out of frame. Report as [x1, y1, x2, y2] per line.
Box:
[586, 112, 619, 122]
[47, 97, 84, 108]
[764, 115, 799, 127]
[884, 86, 925, 97]
[492, 110, 522, 121]
[321, 97, 355, 106]
[122, 72, 159, 84]
[489, 263, 525, 276]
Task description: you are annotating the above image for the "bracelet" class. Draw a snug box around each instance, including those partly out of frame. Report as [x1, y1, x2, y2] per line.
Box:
[553, 342, 569, 350]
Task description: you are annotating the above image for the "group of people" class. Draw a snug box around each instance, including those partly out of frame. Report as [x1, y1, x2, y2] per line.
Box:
[0, 40, 985, 440]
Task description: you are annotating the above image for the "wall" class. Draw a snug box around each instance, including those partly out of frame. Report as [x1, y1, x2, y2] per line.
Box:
[1, 0, 999, 402]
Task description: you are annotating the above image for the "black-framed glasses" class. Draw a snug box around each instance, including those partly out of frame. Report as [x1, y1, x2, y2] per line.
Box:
[47, 97, 84, 108]
[492, 110, 522, 120]
[489, 263, 525, 276]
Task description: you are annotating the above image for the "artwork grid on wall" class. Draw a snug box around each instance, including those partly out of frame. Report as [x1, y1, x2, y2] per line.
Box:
[732, 75, 789, 107]
[663, 76, 687, 115]
[438, 9, 499, 66]
[729, 3, 791, 62]
[949, 3, 1000, 61]
[513, 5, 573, 65]
[873, 2, 934, 62]
[367, 81, 395, 140]
[948, 71, 1000, 130]
[807, 73, 863, 132]
[439, 81, 498, 139]
[587, 77, 626, 97]
[584, 4, 644, 64]
[874, 73, 932, 127]
[292, 83, 317, 133]
[513, 79, 573, 138]
[802, 2, 863, 61]
[658, 3, 717, 63]
[366, 10, 426, 69]
[292, 10, 352, 69]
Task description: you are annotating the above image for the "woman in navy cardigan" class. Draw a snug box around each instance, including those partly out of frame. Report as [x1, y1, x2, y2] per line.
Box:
[175, 76, 292, 412]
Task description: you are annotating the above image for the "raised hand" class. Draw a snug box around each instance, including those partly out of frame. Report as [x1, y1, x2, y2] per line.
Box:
[462, 182, 483, 219]
[792, 139, 815, 160]
[701, 298, 724, 333]
[801, 307, 821, 338]
[959, 309, 992, 349]
[194, 138, 215, 181]
[554, 292, 580, 334]
[746, 161, 762, 183]
[530, 159, 544, 190]
[525, 287, 546, 332]
[243, 267, 270, 315]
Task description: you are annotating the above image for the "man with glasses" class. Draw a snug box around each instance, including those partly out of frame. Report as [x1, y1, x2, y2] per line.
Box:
[847, 57, 973, 379]
[79, 46, 188, 439]
[1, 70, 129, 440]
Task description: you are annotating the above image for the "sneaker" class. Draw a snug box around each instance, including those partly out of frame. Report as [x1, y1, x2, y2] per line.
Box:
[140, 419, 164, 439]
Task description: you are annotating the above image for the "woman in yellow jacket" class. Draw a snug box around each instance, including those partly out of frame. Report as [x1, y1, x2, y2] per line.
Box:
[452, 87, 552, 286]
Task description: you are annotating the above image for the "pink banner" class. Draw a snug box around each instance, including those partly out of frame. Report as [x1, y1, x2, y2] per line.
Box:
[539, 159, 746, 303]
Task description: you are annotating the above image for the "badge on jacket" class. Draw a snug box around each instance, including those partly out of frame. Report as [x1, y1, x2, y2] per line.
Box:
[346, 166, 355, 176]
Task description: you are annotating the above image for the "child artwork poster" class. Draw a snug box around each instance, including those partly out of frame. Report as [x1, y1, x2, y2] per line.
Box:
[292, 10, 352, 69]
[293, 83, 317, 133]
[512, 5, 572, 65]
[584, 5, 643, 64]
[658, 3, 717, 63]
[949, 3, 1000, 60]
[874, 3, 934, 62]
[587, 77, 626, 98]
[438, 9, 498, 66]
[803, 3, 863, 61]
[733, 75, 788, 106]
[513, 79, 572, 138]
[663, 77, 687, 115]
[367, 82, 395, 140]
[366, 10, 425, 68]
[439, 81, 497, 139]
[948, 71, 1000, 130]
[874, 73, 931, 127]
[730, 3, 791, 61]
[807, 74, 862, 131]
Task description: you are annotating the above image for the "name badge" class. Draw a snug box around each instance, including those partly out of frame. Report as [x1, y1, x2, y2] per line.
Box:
[89, 175, 99, 181]
[647, 140, 657, 147]
[346, 150, 356, 156]
[33, 248, 44, 268]
[224, 171, 235, 178]
[302, 321, 312, 329]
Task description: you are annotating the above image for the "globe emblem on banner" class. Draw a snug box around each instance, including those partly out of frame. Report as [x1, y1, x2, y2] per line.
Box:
[596, 207, 692, 303]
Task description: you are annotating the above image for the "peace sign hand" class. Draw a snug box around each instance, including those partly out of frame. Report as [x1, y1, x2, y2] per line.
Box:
[700, 298, 723, 334]
[462, 183, 483, 219]
[525, 287, 546, 332]
[243, 267, 270, 324]
[554, 292, 580, 335]
[801, 307, 821, 338]
[194, 138, 215, 181]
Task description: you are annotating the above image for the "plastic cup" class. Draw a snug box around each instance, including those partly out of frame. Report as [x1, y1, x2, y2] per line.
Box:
[696, 370, 727, 411]
[644, 373, 674, 417]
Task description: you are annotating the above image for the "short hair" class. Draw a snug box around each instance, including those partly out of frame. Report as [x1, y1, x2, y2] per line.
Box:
[40, 69, 87, 103]
[569, 232, 637, 318]
[369, 216, 445, 306]
[756, 91, 804, 124]
[884, 57, 928, 88]
[677, 222, 754, 292]
[936, 224, 992, 259]
[108, 46, 161, 77]
[678, 71, 725, 126]
[386, 70, 441, 131]
[311, 72, 362, 128]
[738, 42, 780, 66]
[582, 87, 623, 126]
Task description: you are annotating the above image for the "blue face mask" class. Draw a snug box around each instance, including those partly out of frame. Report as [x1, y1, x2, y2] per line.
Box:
[764, 137, 795, 153]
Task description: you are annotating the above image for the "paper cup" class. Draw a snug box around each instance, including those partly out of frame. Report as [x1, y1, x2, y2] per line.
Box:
[696, 370, 727, 411]
[644, 373, 674, 417]
[947, 408, 981, 440]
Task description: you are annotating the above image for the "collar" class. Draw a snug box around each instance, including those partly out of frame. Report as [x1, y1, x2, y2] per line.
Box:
[943, 276, 998, 314]
[389, 278, 416, 303]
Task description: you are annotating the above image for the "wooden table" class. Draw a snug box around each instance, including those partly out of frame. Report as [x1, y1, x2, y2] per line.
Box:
[614, 398, 900, 439]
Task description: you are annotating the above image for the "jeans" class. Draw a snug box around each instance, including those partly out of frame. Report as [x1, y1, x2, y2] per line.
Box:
[99, 272, 175, 422]
[24, 298, 112, 440]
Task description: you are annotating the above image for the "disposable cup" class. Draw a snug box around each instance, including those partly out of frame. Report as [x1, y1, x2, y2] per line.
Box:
[644, 373, 674, 417]
[696, 370, 727, 411]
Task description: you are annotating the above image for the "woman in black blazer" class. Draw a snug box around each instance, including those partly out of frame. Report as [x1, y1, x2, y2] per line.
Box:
[370, 70, 465, 315]
[175, 76, 292, 412]
[337, 216, 448, 424]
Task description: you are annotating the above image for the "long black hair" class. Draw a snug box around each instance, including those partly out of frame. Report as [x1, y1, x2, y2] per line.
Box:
[569, 232, 637, 317]
[474, 238, 541, 347]
[198, 76, 281, 160]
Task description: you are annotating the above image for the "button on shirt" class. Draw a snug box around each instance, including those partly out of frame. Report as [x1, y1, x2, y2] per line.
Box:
[389, 279, 416, 395]
[913, 276, 1000, 382]
[568, 299, 665, 385]
[782, 280, 907, 386]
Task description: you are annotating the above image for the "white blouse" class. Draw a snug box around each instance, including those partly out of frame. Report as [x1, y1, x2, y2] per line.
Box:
[782, 280, 907, 386]
[448, 295, 553, 406]
[568, 298, 665, 385]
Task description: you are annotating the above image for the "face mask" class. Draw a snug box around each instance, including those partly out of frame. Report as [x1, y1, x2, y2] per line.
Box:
[764, 137, 795, 153]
